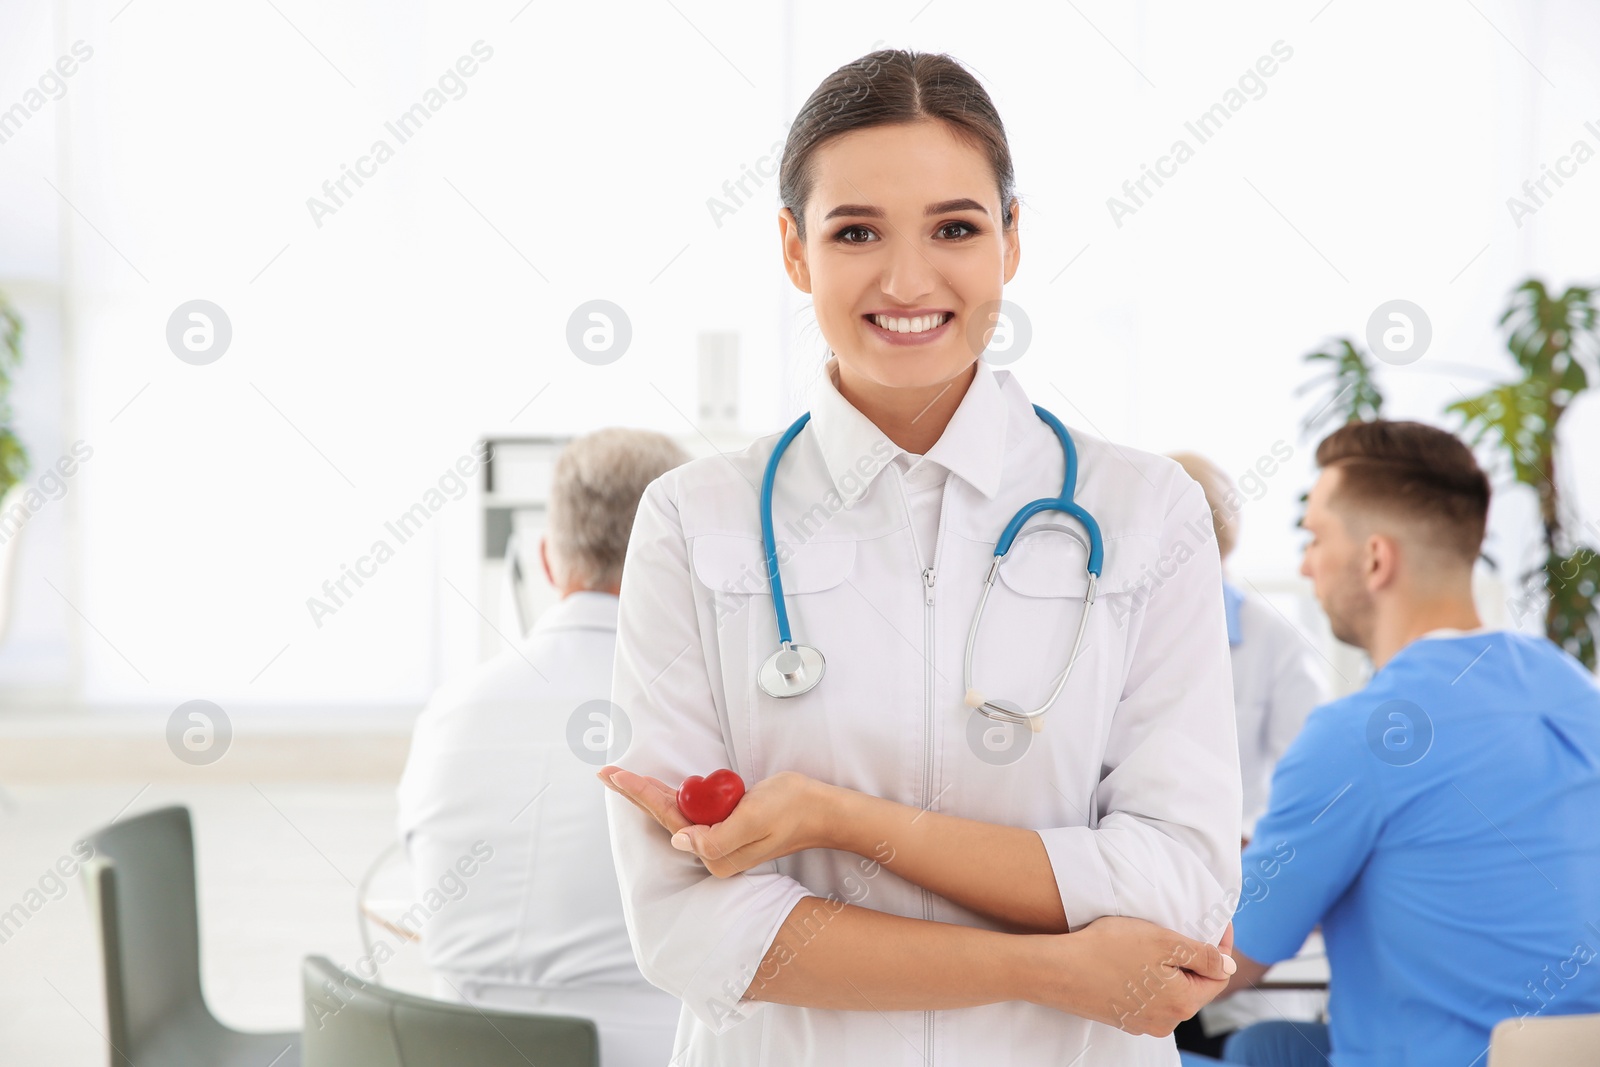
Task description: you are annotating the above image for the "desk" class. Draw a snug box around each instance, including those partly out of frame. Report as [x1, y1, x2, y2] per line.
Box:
[1256, 931, 1330, 990]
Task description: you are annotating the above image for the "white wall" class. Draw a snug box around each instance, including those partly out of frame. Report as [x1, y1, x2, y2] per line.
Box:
[0, 0, 1594, 712]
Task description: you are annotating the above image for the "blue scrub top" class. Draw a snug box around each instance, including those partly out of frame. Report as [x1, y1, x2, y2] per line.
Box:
[1233, 630, 1600, 1067]
[1222, 581, 1244, 647]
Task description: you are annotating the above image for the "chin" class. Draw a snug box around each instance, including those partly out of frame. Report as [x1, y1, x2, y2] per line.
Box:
[1328, 621, 1363, 651]
[1325, 605, 1373, 654]
[849, 345, 975, 392]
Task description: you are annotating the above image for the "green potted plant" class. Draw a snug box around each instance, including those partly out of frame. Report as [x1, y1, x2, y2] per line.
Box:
[1448, 280, 1600, 669]
[0, 289, 29, 646]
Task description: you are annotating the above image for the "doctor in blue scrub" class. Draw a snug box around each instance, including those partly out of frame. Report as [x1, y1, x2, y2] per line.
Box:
[1190, 420, 1600, 1067]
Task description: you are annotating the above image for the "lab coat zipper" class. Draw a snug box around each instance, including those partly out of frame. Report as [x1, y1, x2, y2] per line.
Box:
[923, 562, 936, 1067]
[920, 483, 953, 1067]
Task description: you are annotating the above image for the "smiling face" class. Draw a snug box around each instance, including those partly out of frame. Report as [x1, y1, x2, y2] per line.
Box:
[779, 119, 1020, 394]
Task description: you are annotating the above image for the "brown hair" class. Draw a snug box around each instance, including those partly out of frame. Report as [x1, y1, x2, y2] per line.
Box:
[1314, 420, 1490, 564]
[778, 49, 1017, 242]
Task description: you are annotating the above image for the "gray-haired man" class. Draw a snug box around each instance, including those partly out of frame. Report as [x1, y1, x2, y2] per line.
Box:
[397, 428, 690, 1067]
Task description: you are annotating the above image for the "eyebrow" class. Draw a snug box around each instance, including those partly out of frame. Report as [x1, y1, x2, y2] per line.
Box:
[822, 198, 989, 221]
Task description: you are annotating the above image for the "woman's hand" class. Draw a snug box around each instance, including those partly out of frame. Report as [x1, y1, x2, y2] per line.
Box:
[598, 766, 838, 877]
[1026, 916, 1236, 1037]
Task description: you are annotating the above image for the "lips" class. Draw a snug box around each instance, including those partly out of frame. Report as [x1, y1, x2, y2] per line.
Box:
[865, 311, 954, 333]
[863, 312, 956, 346]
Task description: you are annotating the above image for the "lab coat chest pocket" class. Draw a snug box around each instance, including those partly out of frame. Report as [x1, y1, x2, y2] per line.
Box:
[976, 526, 1144, 748]
[688, 532, 859, 784]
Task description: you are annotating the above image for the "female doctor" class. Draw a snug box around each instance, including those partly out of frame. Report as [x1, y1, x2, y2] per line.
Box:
[599, 49, 1242, 1066]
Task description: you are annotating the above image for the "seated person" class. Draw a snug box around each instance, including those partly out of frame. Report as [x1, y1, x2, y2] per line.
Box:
[1187, 419, 1600, 1066]
[1168, 451, 1329, 1056]
[396, 428, 689, 1067]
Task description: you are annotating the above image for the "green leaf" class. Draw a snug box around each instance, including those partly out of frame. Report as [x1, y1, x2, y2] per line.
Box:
[1445, 379, 1551, 489]
[1501, 279, 1598, 386]
[1298, 338, 1384, 440]
[0, 289, 27, 498]
[1544, 545, 1600, 671]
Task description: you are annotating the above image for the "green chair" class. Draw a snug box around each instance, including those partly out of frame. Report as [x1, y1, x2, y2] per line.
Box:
[81, 805, 301, 1067]
[302, 956, 599, 1067]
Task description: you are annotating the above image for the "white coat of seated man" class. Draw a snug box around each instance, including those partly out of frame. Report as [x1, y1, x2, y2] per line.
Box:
[396, 427, 690, 1067]
[1168, 451, 1329, 1047]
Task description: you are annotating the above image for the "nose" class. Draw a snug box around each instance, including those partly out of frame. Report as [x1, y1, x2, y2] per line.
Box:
[879, 233, 943, 305]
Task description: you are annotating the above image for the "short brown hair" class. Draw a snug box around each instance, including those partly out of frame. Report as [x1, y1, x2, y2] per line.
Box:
[1314, 420, 1490, 564]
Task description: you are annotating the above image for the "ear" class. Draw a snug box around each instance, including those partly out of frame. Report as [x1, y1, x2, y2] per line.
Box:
[1366, 533, 1402, 592]
[539, 537, 556, 589]
[779, 208, 812, 293]
[1001, 198, 1022, 285]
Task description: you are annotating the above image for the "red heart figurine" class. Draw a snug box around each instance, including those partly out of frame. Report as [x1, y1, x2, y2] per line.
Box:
[677, 769, 746, 826]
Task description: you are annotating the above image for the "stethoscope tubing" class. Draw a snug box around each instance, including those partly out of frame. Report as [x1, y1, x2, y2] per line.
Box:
[756, 401, 1104, 721]
[759, 411, 813, 649]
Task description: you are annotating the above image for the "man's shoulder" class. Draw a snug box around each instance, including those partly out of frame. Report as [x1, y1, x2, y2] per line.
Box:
[1233, 591, 1316, 655]
[1285, 630, 1600, 784]
[1297, 683, 1376, 728]
[1378, 629, 1600, 716]
[416, 627, 616, 739]
[1272, 687, 1387, 784]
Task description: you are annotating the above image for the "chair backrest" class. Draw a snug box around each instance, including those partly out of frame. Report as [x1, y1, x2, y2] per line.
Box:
[1488, 1011, 1600, 1066]
[81, 805, 206, 1062]
[302, 956, 600, 1067]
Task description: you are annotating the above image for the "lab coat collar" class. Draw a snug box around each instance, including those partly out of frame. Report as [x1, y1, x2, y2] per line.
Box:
[1222, 581, 1244, 646]
[531, 590, 618, 635]
[807, 356, 1007, 507]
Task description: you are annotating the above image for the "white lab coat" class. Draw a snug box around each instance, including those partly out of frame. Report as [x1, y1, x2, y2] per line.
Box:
[1224, 584, 1328, 838]
[605, 359, 1242, 1066]
[396, 591, 680, 1067]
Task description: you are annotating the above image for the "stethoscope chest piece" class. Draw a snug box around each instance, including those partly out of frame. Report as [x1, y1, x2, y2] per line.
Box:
[758, 642, 826, 699]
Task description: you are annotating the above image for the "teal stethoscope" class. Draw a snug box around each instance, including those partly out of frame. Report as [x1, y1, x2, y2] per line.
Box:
[757, 403, 1104, 729]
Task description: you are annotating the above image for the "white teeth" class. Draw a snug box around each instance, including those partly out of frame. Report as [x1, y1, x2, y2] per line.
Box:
[872, 313, 950, 334]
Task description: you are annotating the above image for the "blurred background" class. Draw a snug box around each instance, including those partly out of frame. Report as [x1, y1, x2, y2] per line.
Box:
[1, 0, 1597, 1061]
